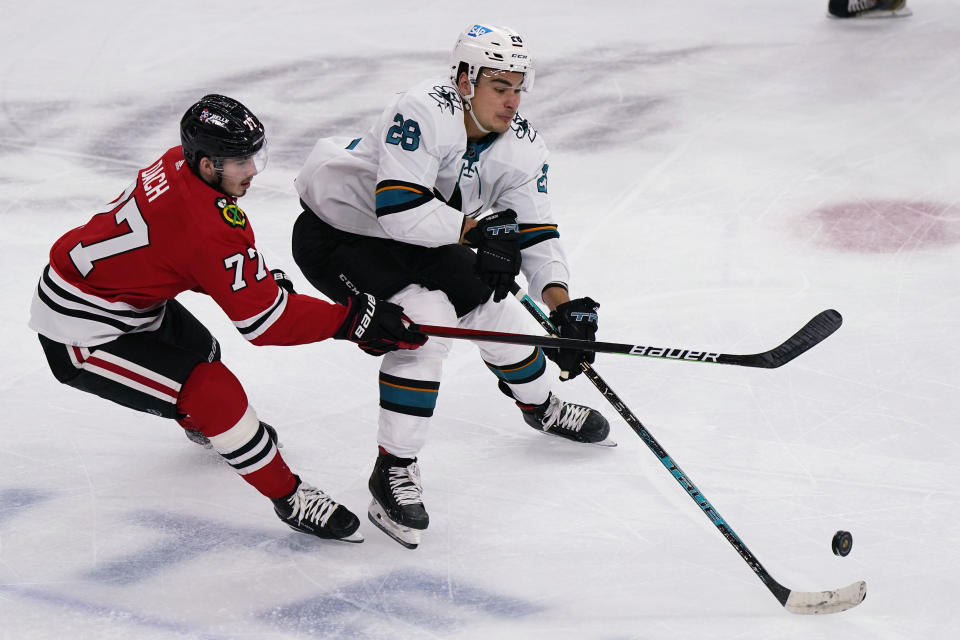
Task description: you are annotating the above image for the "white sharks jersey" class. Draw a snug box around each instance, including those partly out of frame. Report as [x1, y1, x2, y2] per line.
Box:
[295, 77, 570, 298]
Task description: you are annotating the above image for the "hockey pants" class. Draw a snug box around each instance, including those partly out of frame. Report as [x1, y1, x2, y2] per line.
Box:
[37, 300, 296, 498]
[292, 210, 554, 458]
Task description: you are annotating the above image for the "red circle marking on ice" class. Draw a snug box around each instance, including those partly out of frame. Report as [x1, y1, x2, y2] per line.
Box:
[805, 199, 960, 252]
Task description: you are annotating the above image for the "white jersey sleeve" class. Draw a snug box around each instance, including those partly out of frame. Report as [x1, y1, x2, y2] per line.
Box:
[371, 82, 469, 246]
[295, 80, 468, 247]
[296, 135, 382, 238]
[483, 119, 570, 300]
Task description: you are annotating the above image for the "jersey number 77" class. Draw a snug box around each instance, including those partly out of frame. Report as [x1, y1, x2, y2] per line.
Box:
[68, 182, 150, 277]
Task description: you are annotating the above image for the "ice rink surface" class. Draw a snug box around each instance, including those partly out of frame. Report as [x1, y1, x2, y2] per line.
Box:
[2, 1, 959, 638]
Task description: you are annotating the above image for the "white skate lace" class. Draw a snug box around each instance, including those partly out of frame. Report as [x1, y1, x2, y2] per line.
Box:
[849, 0, 876, 11]
[287, 482, 338, 527]
[540, 395, 589, 434]
[388, 463, 423, 506]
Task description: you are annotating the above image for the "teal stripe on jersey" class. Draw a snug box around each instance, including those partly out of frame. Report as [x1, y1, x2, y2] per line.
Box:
[485, 348, 546, 384]
[377, 188, 424, 209]
[518, 224, 560, 249]
[375, 180, 435, 216]
[379, 372, 440, 417]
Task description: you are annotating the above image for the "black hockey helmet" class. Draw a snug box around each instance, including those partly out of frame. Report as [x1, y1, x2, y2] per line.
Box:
[179, 94, 266, 171]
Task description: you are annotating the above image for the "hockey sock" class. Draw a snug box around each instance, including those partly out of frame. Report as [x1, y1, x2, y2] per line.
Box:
[178, 361, 296, 498]
[378, 445, 416, 462]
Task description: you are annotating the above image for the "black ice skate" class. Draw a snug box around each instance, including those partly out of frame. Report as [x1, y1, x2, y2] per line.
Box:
[183, 421, 281, 449]
[827, 0, 912, 18]
[520, 393, 616, 447]
[272, 476, 363, 543]
[367, 450, 428, 549]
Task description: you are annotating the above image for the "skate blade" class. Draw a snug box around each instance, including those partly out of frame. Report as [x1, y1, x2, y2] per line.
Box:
[589, 436, 618, 448]
[338, 530, 365, 543]
[540, 430, 618, 448]
[826, 8, 913, 18]
[367, 500, 421, 549]
[861, 7, 912, 17]
[284, 523, 365, 543]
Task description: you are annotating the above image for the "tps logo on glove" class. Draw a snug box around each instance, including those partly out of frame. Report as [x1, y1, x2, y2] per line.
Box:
[465, 209, 522, 303]
[545, 296, 600, 381]
[487, 223, 519, 236]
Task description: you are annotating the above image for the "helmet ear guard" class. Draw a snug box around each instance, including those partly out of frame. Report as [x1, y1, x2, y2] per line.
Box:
[449, 24, 534, 101]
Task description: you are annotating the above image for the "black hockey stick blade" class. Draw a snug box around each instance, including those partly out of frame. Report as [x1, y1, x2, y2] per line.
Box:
[409, 309, 842, 369]
[720, 309, 843, 368]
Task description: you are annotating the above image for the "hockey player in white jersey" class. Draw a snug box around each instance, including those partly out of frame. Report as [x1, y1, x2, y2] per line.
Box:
[292, 24, 612, 549]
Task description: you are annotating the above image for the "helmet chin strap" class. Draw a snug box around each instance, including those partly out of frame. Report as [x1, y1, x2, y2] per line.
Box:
[466, 103, 491, 135]
[460, 88, 492, 135]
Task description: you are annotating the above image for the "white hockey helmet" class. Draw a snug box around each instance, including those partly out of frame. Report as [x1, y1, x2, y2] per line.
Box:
[449, 24, 534, 100]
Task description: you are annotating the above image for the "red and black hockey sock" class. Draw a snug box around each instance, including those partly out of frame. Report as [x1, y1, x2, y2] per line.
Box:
[178, 361, 296, 498]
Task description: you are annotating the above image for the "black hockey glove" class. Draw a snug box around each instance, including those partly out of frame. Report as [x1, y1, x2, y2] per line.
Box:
[271, 269, 296, 294]
[544, 297, 600, 380]
[334, 293, 428, 356]
[464, 210, 522, 303]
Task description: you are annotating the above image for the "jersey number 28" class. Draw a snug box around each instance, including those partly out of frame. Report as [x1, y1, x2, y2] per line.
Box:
[385, 113, 421, 151]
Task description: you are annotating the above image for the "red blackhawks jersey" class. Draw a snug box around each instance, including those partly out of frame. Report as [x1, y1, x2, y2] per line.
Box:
[29, 146, 348, 348]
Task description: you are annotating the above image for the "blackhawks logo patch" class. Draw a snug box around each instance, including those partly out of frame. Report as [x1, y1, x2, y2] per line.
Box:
[216, 197, 247, 228]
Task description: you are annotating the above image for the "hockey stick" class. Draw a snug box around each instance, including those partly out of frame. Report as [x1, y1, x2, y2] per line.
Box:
[508, 284, 865, 614]
[409, 308, 842, 369]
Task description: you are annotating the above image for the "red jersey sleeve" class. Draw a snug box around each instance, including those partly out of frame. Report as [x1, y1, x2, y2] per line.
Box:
[184, 186, 348, 346]
[250, 291, 349, 346]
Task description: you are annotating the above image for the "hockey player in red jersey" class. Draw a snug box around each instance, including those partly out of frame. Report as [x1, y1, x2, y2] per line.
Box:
[29, 94, 426, 543]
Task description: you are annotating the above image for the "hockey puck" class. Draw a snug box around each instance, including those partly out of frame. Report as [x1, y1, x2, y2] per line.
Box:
[832, 530, 853, 557]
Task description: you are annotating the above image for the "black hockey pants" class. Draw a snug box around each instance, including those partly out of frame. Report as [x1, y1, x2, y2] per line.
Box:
[291, 208, 491, 318]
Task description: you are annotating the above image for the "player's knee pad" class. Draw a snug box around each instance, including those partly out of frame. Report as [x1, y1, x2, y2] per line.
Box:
[460, 296, 551, 403]
[177, 361, 249, 436]
[460, 293, 530, 332]
[460, 295, 543, 366]
[389, 285, 457, 360]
